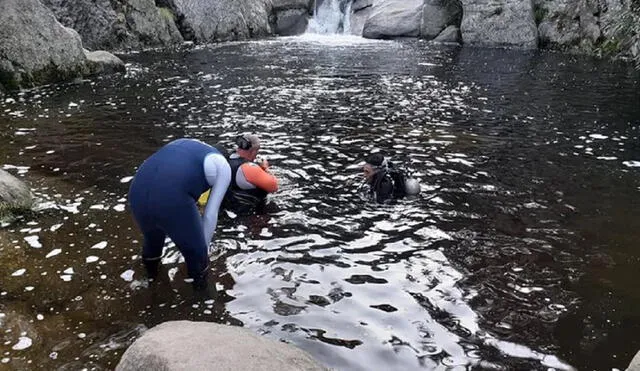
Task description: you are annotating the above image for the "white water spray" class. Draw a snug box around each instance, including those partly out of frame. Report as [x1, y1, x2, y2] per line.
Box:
[306, 0, 353, 34]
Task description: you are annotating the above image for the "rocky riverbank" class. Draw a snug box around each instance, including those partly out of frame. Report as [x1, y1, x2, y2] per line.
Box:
[0, 0, 638, 89]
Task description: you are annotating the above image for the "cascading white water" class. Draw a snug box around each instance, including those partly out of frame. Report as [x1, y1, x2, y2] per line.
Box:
[306, 0, 353, 34]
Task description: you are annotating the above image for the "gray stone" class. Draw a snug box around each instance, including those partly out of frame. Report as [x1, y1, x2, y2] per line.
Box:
[275, 8, 310, 36]
[84, 50, 126, 75]
[461, 0, 539, 48]
[433, 25, 462, 43]
[0, 0, 87, 89]
[273, 0, 314, 11]
[628, 350, 640, 371]
[352, 0, 374, 12]
[0, 169, 33, 218]
[421, 0, 462, 40]
[116, 321, 326, 371]
[349, 5, 373, 36]
[42, 0, 183, 51]
[169, 0, 273, 42]
[362, 0, 424, 39]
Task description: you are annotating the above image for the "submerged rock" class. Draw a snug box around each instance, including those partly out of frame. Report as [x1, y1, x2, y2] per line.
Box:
[0, 0, 87, 89]
[116, 321, 326, 371]
[461, 0, 539, 48]
[0, 169, 33, 218]
[42, 0, 183, 51]
[84, 50, 126, 76]
[362, 0, 424, 39]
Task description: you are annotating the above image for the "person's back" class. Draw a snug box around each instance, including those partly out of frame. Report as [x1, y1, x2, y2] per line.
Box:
[221, 134, 279, 214]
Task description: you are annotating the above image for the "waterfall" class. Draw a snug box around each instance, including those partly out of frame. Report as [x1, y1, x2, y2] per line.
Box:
[306, 0, 353, 34]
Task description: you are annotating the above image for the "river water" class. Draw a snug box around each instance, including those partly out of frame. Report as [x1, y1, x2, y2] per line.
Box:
[0, 35, 639, 370]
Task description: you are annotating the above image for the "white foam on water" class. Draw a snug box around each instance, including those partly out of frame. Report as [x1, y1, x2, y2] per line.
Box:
[89, 204, 106, 210]
[597, 156, 617, 161]
[120, 270, 135, 282]
[24, 236, 42, 248]
[120, 176, 133, 183]
[63, 267, 74, 274]
[24, 286, 34, 292]
[623, 161, 640, 167]
[46, 249, 62, 258]
[37, 314, 44, 320]
[91, 241, 108, 250]
[113, 204, 126, 212]
[11, 269, 26, 276]
[86, 256, 99, 263]
[589, 134, 608, 140]
[12, 337, 32, 350]
[50, 224, 63, 232]
[415, 226, 453, 241]
[60, 275, 72, 282]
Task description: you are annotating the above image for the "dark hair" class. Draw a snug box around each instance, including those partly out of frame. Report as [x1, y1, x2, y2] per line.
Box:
[365, 153, 385, 167]
[236, 135, 252, 150]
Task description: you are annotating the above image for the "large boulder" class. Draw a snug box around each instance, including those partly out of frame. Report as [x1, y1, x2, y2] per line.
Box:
[421, 0, 463, 40]
[460, 0, 539, 48]
[362, 0, 424, 39]
[0, 169, 33, 219]
[116, 321, 326, 371]
[165, 0, 274, 42]
[41, 0, 183, 51]
[0, 0, 87, 89]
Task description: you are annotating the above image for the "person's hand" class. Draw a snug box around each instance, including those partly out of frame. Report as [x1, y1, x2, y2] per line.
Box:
[258, 158, 269, 170]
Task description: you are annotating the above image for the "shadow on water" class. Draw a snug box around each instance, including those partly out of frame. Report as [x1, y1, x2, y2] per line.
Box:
[0, 36, 639, 370]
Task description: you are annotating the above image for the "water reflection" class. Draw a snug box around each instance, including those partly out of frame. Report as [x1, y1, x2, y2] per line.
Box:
[1, 35, 639, 370]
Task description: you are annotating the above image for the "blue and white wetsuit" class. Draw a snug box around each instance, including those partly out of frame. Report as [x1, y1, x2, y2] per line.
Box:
[128, 138, 231, 279]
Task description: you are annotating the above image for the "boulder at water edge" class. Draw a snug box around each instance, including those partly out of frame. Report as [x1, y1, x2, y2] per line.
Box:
[362, 0, 424, 39]
[0, 0, 87, 89]
[0, 0, 125, 90]
[349, 0, 374, 35]
[461, 0, 539, 48]
[84, 50, 126, 76]
[434, 25, 462, 43]
[42, 0, 183, 51]
[421, 0, 463, 40]
[272, 0, 314, 36]
[165, 0, 273, 42]
[0, 169, 33, 219]
[628, 350, 640, 370]
[116, 321, 326, 371]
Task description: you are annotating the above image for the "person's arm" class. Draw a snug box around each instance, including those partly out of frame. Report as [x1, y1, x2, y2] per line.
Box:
[202, 153, 231, 247]
[239, 162, 278, 193]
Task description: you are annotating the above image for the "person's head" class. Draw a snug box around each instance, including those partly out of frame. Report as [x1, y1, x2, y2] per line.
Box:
[363, 153, 387, 183]
[236, 134, 261, 161]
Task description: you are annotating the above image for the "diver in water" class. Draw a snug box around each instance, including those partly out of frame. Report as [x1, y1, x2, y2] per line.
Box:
[222, 134, 279, 214]
[363, 153, 420, 203]
[128, 138, 231, 292]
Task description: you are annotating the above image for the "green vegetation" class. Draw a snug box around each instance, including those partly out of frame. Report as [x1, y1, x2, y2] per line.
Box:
[602, 1, 640, 68]
[533, 4, 548, 26]
[158, 7, 176, 22]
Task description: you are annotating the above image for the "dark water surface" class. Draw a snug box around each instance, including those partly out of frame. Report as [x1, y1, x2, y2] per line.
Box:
[1, 35, 639, 370]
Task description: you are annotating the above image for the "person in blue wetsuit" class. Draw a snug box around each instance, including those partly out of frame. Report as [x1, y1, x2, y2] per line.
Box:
[128, 138, 231, 292]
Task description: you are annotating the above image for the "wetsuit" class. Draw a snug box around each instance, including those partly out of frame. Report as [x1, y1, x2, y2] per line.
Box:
[369, 170, 395, 203]
[223, 153, 278, 213]
[128, 139, 231, 280]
